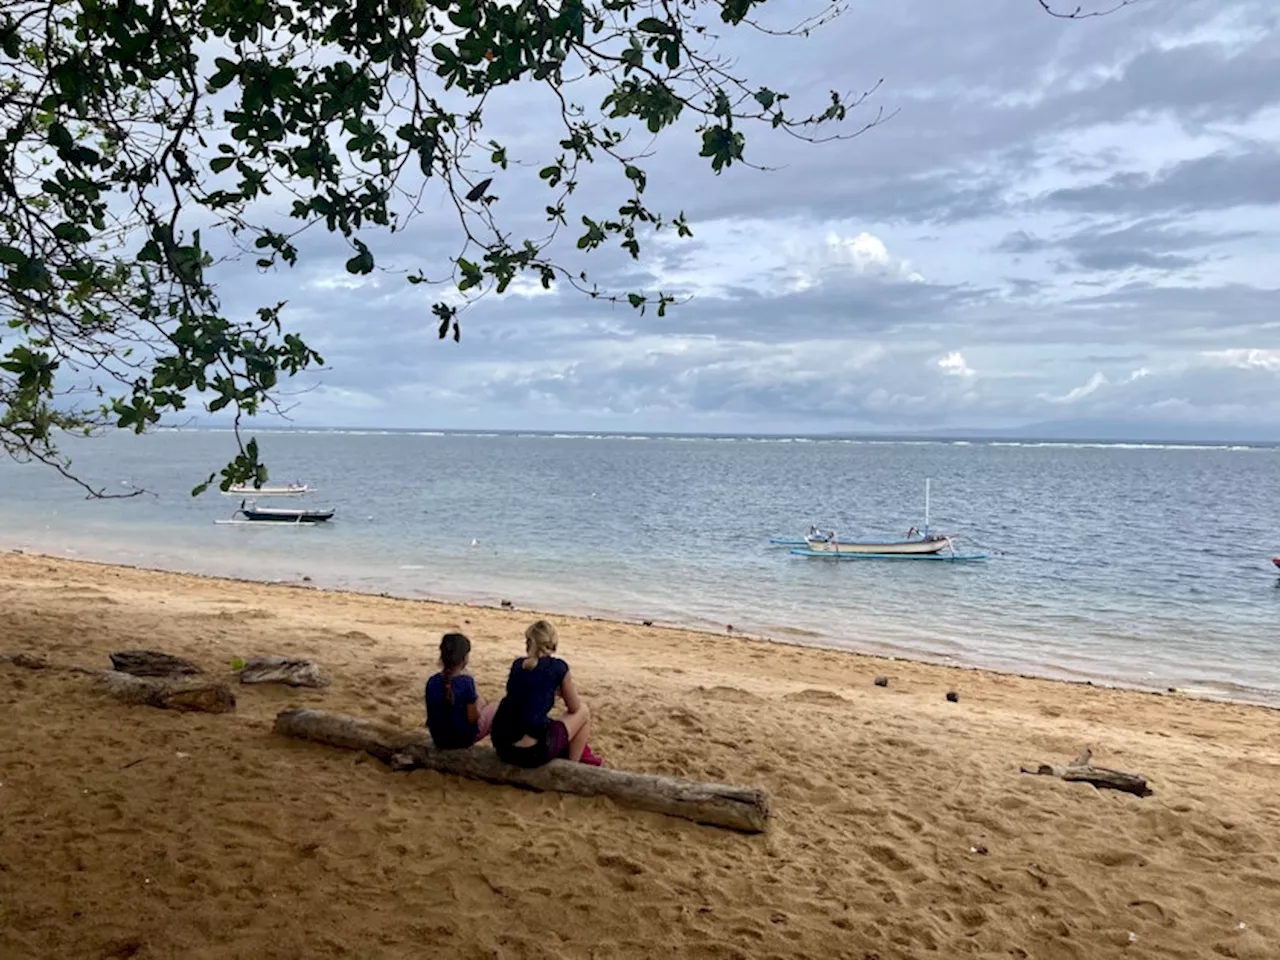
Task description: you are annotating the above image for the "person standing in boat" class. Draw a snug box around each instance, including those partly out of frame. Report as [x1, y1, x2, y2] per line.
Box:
[491, 620, 601, 767]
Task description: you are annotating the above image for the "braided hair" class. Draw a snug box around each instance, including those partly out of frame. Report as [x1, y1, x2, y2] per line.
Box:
[438, 632, 471, 705]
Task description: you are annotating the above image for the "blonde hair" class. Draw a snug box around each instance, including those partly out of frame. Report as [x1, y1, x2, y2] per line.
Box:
[522, 619, 559, 671]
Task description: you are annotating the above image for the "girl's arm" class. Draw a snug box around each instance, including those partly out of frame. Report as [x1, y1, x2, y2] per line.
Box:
[560, 671, 584, 714]
[463, 677, 483, 724]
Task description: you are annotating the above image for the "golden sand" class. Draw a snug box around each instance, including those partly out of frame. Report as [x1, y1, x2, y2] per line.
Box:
[1, 552, 1278, 959]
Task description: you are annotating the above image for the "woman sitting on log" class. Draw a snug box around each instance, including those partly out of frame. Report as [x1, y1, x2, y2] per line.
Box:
[492, 619, 602, 767]
[425, 633, 497, 749]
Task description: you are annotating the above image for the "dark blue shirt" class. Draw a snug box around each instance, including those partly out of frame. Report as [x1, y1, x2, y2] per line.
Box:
[497, 656, 569, 738]
[425, 673, 479, 749]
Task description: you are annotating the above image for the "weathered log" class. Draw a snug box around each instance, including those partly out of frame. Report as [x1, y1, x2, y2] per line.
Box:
[239, 656, 330, 688]
[94, 671, 236, 713]
[1020, 748, 1151, 797]
[274, 708, 771, 833]
[109, 650, 202, 677]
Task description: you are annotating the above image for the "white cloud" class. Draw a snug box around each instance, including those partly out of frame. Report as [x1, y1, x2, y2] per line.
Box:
[644, 220, 924, 297]
[1202, 348, 1280, 370]
[1039, 371, 1108, 404]
[809, 231, 926, 285]
[936, 351, 976, 377]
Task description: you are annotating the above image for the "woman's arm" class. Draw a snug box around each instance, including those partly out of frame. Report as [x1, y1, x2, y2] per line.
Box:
[559, 671, 584, 714]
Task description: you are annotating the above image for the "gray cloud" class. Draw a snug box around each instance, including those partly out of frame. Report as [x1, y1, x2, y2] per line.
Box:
[998, 220, 1260, 272]
[1042, 145, 1280, 215]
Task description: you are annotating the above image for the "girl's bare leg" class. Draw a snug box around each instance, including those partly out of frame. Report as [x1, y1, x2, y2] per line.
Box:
[475, 702, 498, 742]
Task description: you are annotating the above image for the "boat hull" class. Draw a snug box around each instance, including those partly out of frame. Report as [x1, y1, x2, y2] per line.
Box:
[239, 508, 334, 523]
[801, 537, 951, 555]
[788, 548, 986, 562]
[223, 484, 312, 496]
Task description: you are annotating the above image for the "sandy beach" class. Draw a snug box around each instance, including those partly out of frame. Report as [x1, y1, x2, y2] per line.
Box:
[2, 552, 1278, 960]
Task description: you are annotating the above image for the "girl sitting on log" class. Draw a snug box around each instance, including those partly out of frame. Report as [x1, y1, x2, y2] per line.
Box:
[492, 619, 602, 767]
[425, 633, 497, 749]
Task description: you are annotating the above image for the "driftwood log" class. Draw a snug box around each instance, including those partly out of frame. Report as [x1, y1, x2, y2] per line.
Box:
[1020, 748, 1152, 797]
[93, 671, 236, 714]
[4, 653, 234, 713]
[239, 656, 330, 688]
[274, 707, 771, 833]
[109, 650, 202, 677]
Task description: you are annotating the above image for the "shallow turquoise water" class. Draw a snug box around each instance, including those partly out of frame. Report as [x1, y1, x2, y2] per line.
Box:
[2, 429, 1278, 705]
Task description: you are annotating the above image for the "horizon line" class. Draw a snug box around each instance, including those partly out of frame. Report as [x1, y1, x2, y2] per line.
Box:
[157, 424, 1280, 446]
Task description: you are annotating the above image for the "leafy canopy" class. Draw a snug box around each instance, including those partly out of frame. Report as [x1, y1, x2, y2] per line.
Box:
[0, 0, 1121, 496]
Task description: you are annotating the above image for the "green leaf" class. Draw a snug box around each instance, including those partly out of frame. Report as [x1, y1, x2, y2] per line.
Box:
[345, 240, 374, 274]
[0, 245, 29, 268]
[636, 17, 673, 34]
[52, 222, 90, 243]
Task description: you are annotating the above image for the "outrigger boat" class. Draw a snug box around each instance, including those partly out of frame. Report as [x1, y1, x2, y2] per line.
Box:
[773, 479, 987, 562]
[221, 481, 314, 496]
[800, 532, 953, 556]
[214, 499, 335, 525]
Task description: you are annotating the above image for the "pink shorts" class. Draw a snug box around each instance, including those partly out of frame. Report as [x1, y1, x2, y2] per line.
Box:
[474, 702, 497, 742]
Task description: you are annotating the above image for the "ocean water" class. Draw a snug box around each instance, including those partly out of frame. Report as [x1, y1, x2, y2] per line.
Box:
[2, 429, 1278, 705]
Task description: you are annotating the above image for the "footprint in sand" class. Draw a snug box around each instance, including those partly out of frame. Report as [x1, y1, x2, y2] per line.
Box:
[865, 843, 914, 873]
[698, 685, 763, 704]
[596, 852, 646, 875]
[783, 688, 848, 706]
[669, 708, 705, 732]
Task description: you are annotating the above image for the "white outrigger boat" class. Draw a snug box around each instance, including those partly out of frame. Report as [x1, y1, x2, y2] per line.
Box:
[221, 481, 314, 496]
[771, 479, 987, 562]
[214, 499, 335, 526]
[801, 531, 953, 556]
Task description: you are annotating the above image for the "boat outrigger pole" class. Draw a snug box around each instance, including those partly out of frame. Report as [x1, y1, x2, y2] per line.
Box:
[924, 477, 931, 538]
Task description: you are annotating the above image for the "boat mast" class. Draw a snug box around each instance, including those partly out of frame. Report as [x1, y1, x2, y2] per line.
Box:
[924, 477, 931, 537]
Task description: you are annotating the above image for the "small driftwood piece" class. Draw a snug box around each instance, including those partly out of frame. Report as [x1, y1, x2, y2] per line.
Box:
[2, 652, 51, 669]
[94, 671, 236, 714]
[109, 650, 202, 678]
[1020, 749, 1152, 797]
[238, 656, 330, 688]
[274, 707, 771, 833]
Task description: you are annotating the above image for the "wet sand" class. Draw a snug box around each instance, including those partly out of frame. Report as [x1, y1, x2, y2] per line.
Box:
[1, 552, 1278, 960]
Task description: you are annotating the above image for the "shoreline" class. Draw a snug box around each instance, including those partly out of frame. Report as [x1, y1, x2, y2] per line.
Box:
[7, 546, 1277, 713]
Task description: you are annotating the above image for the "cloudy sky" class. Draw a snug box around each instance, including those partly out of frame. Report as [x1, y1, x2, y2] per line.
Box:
[219, 0, 1280, 437]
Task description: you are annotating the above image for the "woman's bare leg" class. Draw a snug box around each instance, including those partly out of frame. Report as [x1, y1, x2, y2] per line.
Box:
[559, 703, 591, 762]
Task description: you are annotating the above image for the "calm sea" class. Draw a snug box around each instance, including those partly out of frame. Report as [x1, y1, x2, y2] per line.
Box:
[2, 429, 1278, 705]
